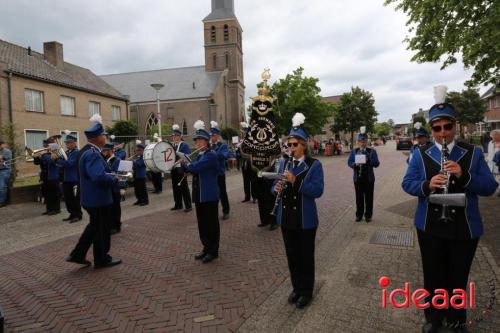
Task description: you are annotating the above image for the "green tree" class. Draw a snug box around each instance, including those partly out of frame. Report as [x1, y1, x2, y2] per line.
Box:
[446, 88, 487, 135]
[387, 119, 395, 127]
[220, 127, 239, 142]
[385, 0, 500, 88]
[374, 122, 392, 138]
[330, 86, 378, 147]
[106, 120, 139, 143]
[145, 123, 171, 140]
[270, 67, 335, 136]
[0, 123, 20, 184]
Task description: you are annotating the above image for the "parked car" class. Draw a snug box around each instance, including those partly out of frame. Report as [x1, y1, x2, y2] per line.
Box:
[396, 137, 413, 150]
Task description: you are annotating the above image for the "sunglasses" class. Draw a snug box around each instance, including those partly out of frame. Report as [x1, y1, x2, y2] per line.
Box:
[431, 123, 454, 132]
[287, 142, 299, 147]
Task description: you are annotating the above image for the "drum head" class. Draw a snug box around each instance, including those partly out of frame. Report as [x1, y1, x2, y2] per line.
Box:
[143, 141, 176, 173]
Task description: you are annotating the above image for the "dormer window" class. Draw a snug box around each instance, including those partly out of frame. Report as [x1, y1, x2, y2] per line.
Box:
[224, 24, 229, 41]
[225, 53, 230, 68]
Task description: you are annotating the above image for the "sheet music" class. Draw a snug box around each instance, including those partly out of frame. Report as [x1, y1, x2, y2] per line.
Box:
[118, 160, 133, 172]
[355, 154, 366, 164]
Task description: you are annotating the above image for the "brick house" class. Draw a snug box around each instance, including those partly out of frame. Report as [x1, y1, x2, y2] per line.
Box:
[481, 87, 500, 130]
[0, 39, 128, 175]
[101, 0, 245, 139]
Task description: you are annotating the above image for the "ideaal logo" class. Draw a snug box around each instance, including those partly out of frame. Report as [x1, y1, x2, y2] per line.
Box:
[379, 276, 475, 309]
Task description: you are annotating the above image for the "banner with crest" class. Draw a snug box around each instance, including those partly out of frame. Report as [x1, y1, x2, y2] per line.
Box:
[240, 69, 282, 170]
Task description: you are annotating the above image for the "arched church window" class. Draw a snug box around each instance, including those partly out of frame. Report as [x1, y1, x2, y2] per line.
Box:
[212, 53, 217, 69]
[182, 119, 188, 135]
[225, 52, 230, 68]
[211, 26, 216, 43]
[224, 24, 229, 41]
[145, 113, 158, 135]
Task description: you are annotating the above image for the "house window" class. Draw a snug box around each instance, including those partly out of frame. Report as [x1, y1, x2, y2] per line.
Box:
[60, 130, 79, 147]
[224, 24, 229, 41]
[211, 26, 216, 43]
[182, 120, 188, 135]
[60, 96, 75, 116]
[88, 101, 100, 117]
[145, 113, 158, 134]
[25, 89, 44, 112]
[25, 129, 48, 151]
[212, 53, 217, 69]
[112, 105, 121, 121]
[495, 96, 500, 108]
[225, 53, 230, 68]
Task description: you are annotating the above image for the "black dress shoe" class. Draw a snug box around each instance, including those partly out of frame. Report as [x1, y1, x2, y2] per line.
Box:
[133, 201, 140, 205]
[355, 217, 362, 222]
[287, 292, 300, 304]
[295, 296, 312, 309]
[269, 224, 279, 231]
[110, 228, 119, 235]
[453, 326, 470, 333]
[194, 252, 207, 260]
[252, 199, 256, 203]
[365, 217, 372, 223]
[63, 216, 73, 221]
[69, 217, 82, 224]
[171, 206, 182, 211]
[184, 207, 192, 212]
[42, 211, 50, 215]
[222, 213, 230, 220]
[202, 254, 218, 263]
[94, 258, 122, 269]
[241, 199, 250, 203]
[421, 322, 441, 333]
[257, 223, 269, 227]
[65, 255, 91, 266]
[47, 210, 61, 216]
[138, 202, 149, 206]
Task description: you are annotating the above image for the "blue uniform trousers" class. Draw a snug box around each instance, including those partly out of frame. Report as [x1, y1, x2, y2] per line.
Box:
[195, 201, 220, 256]
[354, 180, 374, 219]
[217, 175, 229, 214]
[63, 181, 82, 218]
[46, 180, 60, 212]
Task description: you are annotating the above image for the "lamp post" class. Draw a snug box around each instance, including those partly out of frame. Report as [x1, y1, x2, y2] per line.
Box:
[150, 83, 164, 139]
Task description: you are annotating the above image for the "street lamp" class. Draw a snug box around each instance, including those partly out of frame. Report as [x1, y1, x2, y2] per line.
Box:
[150, 83, 164, 139]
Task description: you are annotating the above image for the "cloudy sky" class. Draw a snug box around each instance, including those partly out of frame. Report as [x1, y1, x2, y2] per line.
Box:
[0, 0, 477, 123]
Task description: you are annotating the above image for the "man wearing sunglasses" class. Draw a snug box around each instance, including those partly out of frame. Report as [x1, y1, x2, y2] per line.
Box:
[402, 86, 498, 333]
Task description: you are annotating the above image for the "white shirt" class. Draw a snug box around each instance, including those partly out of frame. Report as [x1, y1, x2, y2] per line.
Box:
[292, 155, 305, 168]
[434, 140, 455, 154]
[487, 141, 499, 172]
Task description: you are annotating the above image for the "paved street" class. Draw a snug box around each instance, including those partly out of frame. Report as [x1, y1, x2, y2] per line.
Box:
[0, 142, 499, 332]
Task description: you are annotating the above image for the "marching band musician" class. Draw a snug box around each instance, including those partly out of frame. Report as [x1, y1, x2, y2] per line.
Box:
[402, 86, 498, 333]
[66, 114, 121, 268]
[347, 126, 380, 223]
[33, 140, 50, 211]
[102, 143, 122, 234]
[170, 124, 192, 212]
[185, 120, 220, 264]
[56, 133, 82, 223]
[41, 138, 61, 216]
[273, 113, 324, 309]
[240, 122, 256, 204]
[210, 121, 230, 220]
[113, 140, 126, 161]
[0, 139, 12, 208]
[132, 141, 149, 206]
[408, 122, 431, 164]
[150, 134, 163, 194]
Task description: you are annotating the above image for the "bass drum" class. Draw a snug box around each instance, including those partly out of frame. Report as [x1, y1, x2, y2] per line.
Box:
[143, 141, 176, 173]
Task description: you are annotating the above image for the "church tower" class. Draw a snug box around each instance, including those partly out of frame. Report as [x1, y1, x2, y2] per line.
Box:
[203, 0, 245, 128]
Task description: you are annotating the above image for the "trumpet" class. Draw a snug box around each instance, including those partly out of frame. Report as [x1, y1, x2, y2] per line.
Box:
[173, 146, 206, 167]
[126, 154, 140, 161]
[106, 172, 133, 182]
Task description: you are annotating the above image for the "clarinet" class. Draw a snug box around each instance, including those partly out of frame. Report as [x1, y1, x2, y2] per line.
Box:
[270, 152, 293, 216]
[438, 137, 453, 223]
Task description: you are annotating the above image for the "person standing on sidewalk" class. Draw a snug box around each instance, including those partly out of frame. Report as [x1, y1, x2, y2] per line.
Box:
[33, 140, 50, 210]
[408, 122, 431, 164]
[402, 86, 498, 333]
[66, 114, 121, 268]
[0, 139, 12, 208]
[56, 133, 82, 223]
[347, 126, 380, 222]
[41, 140, 61, 215]
[170, 124, 192, 212]
[240, 122, 256, 203]
[273, 113, 324, 309]
[210, 121, 230, 220]
[186, 120, 220, 264]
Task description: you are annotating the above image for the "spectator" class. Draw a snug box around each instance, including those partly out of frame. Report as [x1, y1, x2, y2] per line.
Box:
[487, 130, 500, 174]
[0, 139, 12, 208]
[481, 131, 491, 153]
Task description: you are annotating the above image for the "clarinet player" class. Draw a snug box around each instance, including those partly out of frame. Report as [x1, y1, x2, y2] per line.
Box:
[273, 113, 324, 309]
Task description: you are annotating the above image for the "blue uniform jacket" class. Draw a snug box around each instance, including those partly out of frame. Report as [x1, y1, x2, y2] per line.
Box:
[348, 147, 380, 182]
[272, 157, 324, 229]
[41, 154, 60, 181]
[79, 144, 115, 208]
[402, 143, 498, 239]
[176, 141, 191, 155]
[115, 149, 126, 160]
[107, 156, 122, 193]
[133, 156, 147, 179]
[212, 142, 228, 176]
[188, 150, 220, 203]
[56, 149, 79, 182]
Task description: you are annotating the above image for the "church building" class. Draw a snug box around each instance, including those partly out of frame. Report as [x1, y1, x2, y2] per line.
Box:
[101, 0, 245, 139]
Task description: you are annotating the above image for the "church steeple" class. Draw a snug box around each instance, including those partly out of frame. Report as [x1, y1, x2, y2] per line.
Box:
[203, 0, 245, 128]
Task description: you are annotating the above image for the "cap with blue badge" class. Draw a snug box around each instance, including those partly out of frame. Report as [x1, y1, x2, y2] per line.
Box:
[193, 120, 211, 140]
[102, 143, 114, 151]
[84, 114, 107, 138]
[429, 85, 457, 124]
[210, 121, 221, 136]
[135, 140, 145, 149]
[357, 126, 368, 141]
[288, 113, 309, 141]
[240, 122, 249, 133]
[172, 124, 182, 136]
[414, 122, 429, 138]
[63, 129, 77, 142]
